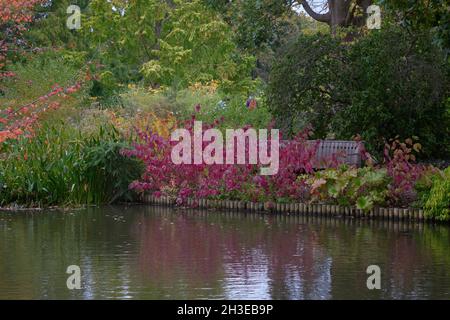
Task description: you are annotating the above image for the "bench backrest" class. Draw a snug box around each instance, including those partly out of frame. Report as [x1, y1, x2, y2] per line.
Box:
[280, 139, 364, 168]
[310, 140, 362, 168]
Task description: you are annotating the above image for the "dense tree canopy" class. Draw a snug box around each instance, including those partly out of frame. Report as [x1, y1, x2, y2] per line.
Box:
[81, 0, 255, 93]
[268, 25, 450, 157]
[379, 0, 450, 52]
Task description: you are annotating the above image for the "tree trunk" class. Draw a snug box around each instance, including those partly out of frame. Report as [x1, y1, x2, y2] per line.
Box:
[300, 0, 372, 33]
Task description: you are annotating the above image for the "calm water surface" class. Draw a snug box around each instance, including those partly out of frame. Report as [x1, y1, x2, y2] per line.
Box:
[1, 205, 450, 299]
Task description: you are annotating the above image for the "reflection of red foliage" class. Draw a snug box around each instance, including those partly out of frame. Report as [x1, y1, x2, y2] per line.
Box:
[132, 212, 449, 298]
[133, 210, 328, 298]
[135, 213, 224, 285]
[388, 234, 422, 296]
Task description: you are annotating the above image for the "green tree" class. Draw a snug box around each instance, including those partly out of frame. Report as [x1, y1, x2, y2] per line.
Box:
[298, 0, 373, 33]
[204, 0, 328, 81]
[268, 25, 450, 158]
[84, 0, 255, 93]
[26, 0, 90, 48]
[141, 0, 255, 92]
[378, 0, 450, 52]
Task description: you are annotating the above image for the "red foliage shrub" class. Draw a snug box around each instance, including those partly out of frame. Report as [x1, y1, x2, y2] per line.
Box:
[122, 116, 319, 204]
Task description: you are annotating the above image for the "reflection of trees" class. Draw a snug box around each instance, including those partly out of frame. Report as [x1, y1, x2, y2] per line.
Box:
[407, 224, 450, 299]
[0, 211, 100, 299]
[0, 207, 143, 299]
[1, 207, 450, 299]
[384, 223, 450, 299]
[314, 219, 450, 299]
[219, 219, 332, 300]
[135, 210, 225, 299]
[135, 211, 450, 299]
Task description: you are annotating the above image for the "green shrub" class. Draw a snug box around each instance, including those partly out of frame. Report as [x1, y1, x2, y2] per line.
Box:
[0, 123, 142, 207]
[415, 167, 440, 207]
[192, 96, 272, 130]
[421, 167, 450, 221]
[268, 26, 450, 158]
[267, 33, 341, 138]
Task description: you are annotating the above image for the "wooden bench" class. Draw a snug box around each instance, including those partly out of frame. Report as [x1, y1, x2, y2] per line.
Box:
[309, 140, 363, 168]
[281, 139, 365, 168]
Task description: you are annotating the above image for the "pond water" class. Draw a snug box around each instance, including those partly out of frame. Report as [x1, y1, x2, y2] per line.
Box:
[1, 205, 450, 300]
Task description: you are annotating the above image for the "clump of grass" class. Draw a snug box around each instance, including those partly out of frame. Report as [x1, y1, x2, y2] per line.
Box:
[0, 123, 142, 207]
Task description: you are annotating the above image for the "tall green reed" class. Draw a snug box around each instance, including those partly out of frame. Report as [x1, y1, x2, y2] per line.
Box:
[0, 123, 142, 207]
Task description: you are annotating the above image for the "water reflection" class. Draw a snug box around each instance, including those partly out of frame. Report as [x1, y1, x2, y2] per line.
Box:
[0, 206, 449, 299]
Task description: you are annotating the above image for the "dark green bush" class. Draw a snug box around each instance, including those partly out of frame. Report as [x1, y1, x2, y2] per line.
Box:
[267, 33, 342, 138]
[268, 26, 450, 158]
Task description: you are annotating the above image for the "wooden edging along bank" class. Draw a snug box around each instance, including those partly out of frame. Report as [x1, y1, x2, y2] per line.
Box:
[142, 195, 432, 222]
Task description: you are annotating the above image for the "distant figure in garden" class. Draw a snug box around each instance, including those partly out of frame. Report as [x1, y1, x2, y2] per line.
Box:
[246, 97, 257, 110]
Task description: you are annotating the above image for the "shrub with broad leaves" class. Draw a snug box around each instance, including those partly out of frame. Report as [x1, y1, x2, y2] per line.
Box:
[307, 165, 390, 212]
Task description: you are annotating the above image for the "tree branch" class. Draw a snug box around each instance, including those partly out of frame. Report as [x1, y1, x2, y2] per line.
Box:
[299, 0, 331, 24]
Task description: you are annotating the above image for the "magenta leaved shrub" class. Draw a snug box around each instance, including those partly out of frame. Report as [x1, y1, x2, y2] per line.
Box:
[121, 116, 320, 204]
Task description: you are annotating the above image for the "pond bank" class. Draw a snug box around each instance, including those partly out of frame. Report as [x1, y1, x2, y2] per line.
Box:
[142, 194, 439, 223]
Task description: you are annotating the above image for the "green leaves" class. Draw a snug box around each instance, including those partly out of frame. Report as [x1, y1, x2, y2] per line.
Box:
[307, 165, 390, 212]
[268, 25, 449, 157]
[380, 0, 450, 52]
[328, 184, 339, 198]
[422, 167, 450, 221]
[0, 123, 142, 207]
[356, 196, 374, 211]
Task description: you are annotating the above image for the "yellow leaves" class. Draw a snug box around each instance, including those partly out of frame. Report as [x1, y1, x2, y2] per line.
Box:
[147, 85, 166, 95]
[150, 112, 177, 139]
[154, 40, 192, 65]
[140, 60, 165, 83]
[110, 111, 177, 140]
[166, 28, 187, 40]
[406, 138, 422, 154]
[388, 136, 421, 154]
